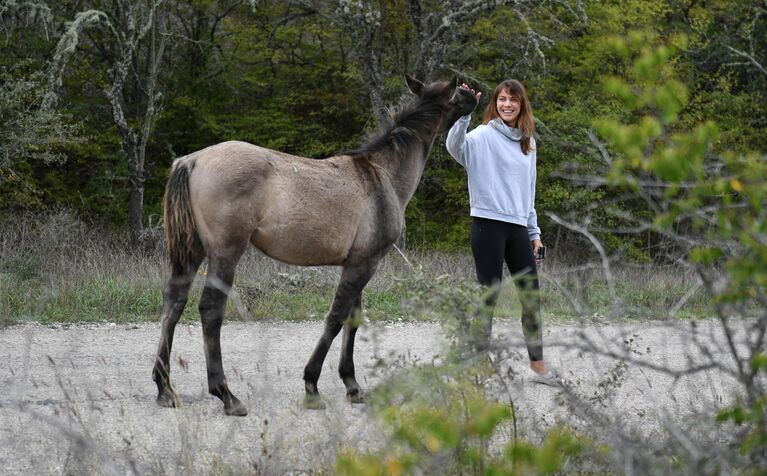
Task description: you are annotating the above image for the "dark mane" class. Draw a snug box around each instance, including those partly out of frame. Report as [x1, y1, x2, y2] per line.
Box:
[344, 92, 445, 159]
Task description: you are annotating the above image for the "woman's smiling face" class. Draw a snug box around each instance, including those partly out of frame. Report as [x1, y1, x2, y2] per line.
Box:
[496, 89, 521, 126]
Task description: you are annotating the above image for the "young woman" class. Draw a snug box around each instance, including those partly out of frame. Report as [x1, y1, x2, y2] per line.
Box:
[446, 79, 557, 385]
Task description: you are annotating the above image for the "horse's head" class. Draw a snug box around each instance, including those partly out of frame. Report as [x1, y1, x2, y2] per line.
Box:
[405, 76, 478, 133]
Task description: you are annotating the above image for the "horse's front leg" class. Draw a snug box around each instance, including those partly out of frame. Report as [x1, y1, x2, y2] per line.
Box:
[303, 263, 376, 409]
[339, 294, 364, 403]
[199, 253, 247, 416]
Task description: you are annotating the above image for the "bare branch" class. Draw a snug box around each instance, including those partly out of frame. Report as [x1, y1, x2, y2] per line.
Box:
[668, 279, 703, 317]
[548, 213, 623, 314]
[726, 45, 767, 76]
[43, 9, 113, 109]
[0, 1, 54, 40]
[587, 129, 612, 165]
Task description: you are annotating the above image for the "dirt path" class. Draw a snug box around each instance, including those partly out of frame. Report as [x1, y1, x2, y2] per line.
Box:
[0, 319, 744, 474]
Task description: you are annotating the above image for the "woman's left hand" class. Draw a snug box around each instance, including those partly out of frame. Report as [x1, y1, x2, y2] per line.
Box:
[532, 239, 544, 264]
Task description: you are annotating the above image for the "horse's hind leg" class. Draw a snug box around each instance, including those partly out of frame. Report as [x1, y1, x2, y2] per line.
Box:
[304, 263, 377, 409]
[339, 294, 364, 403]
[153, 255, 203, 408]
[199, 250, 247, 416]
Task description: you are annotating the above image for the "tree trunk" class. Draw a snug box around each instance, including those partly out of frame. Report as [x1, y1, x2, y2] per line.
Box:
[102, 0, 167, 242]
[128, 176, 145, 239]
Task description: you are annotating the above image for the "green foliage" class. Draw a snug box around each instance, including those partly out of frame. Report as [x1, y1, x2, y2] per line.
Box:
[333, 268, 595, 474]
[595, 34, 767, 469]
[40, 277, 162, 323]
[183, 2, 366, 157]
[336, 366, 586, 476]
[499, 428, 585, 475]
[0, 64, 83, 209]
[715, 353, 767, 459]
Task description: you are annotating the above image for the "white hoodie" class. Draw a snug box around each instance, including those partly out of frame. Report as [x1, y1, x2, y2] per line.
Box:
[446, 115, 541, 240]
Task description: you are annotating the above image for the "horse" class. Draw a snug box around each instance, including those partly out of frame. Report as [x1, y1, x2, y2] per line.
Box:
[152, 76, 477, 416]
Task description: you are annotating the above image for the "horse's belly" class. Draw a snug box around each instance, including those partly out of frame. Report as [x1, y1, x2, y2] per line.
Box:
[250, 224, 351, 266]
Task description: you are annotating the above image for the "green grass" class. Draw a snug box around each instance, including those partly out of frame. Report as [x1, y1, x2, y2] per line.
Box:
[0, 210, 715, 326]
[1, 274, 162, 323]
[232, 287, 412, 322]
[0, 264, 713, 326]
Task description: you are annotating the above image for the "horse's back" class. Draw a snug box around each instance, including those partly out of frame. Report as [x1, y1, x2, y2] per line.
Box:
[186, 140, 302, 181]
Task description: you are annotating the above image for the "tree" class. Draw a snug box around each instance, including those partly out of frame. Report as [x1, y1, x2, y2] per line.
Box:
[46, 0, 169, 238]
[0, 67, 82, 209]
[0, 2, 83, 210]
[289, 0, 567, 127]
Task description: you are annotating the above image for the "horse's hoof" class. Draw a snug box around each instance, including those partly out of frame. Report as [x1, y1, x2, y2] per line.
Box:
[346, 389, 365, 404]
[156, 389, 179, 408]
[224, 403, 248, 417]
[223, 395, 248, 416]
[303, 394, 326, 410]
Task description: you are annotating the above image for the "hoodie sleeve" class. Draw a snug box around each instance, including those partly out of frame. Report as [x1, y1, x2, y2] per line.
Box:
[446, 115, 473, 167]
[527, 139, 541, 241]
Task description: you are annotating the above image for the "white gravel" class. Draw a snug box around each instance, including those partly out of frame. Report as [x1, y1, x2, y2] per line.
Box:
[0, 318, 748, 474]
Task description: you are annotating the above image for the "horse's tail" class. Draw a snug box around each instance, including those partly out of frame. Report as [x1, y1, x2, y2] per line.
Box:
[163, 158, 199, 271]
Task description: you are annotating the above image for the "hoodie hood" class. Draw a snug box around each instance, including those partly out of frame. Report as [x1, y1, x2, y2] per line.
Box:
[488, 118, 523, 142]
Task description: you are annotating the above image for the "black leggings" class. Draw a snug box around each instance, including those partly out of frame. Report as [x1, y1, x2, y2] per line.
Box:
[471, 217, 542, 361]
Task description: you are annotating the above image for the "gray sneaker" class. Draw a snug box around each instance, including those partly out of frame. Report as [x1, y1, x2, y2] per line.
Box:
[528, 368, 561, 387]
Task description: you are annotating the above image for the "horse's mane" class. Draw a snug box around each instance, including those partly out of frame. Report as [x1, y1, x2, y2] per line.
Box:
[344, 92, 445, 160]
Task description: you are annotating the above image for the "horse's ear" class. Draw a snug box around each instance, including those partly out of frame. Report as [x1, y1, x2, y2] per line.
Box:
[405, 75, 424, 96]
[446, 76, 458, 96]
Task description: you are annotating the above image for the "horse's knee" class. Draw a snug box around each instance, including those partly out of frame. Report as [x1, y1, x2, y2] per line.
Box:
[199, 284, 227, 311]
[321, 312, 344, 336]
[200, 320, 224, 340]
[162, 298, 187, 321]
[162, 279, 193, 317]
[199, 312, 224, 334]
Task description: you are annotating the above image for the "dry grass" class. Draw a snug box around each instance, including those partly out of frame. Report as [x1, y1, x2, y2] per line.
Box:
[0, 209, 710, 326]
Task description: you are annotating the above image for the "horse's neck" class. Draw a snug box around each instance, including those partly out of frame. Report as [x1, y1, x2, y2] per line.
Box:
[366, 99, 445, 208]
[374, 134, 435, 208]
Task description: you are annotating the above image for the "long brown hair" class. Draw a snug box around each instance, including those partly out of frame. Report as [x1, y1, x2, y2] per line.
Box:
[482, 79, 535, 155]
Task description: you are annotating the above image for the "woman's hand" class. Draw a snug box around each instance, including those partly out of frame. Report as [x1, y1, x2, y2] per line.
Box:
[460, 83, 481, 106]
[532, 239, 544, 265]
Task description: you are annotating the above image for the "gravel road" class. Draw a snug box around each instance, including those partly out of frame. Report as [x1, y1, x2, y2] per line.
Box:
[0, 319, 746, 474]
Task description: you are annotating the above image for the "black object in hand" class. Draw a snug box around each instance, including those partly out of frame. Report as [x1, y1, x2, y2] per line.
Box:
[536, 246, 546, 260]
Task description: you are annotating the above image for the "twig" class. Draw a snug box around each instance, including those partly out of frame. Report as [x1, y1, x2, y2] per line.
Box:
[548, 213, 623, 314]
[392, 243, 416, 272]
[726, 45, 767, 76]
[668, 279, 703, 317]
[587, 129, 612, 165]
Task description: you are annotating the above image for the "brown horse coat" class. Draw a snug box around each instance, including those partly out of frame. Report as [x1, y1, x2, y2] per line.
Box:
[185, 142, 398, 266]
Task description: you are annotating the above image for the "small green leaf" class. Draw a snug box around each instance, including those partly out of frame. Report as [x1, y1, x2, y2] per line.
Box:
[465, 403, 511, 437]
[751, 353, 767, 372]
[716, 405, 747, 425]
[689, 246, 724, 266]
